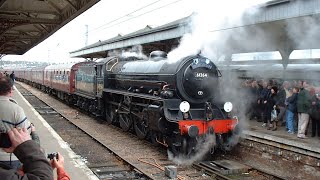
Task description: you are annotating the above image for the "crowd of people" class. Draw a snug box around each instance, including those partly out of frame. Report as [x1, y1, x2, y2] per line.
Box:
[0, 76, 70, 180]
[241, 79, 320, 139]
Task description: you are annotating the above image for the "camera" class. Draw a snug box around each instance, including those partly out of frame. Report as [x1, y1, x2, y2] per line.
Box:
[0, 133, 11, 148]
[0, 120, 11, 148]
[47, 152, 58, 160]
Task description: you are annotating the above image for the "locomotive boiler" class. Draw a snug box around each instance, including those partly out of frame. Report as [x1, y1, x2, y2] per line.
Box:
[98, 51, 238, 155]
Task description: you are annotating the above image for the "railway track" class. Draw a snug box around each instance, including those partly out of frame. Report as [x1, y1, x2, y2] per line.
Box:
[17, 84, 146, 179]
[16, 82, 286, 180]
[192, 160, 285, 180]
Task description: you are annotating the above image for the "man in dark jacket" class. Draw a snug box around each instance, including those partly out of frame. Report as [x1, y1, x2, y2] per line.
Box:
[9, 71, 15, 83]
[256, 80, 265, 121]
[0, 128, 53, 180]
[297, 81, 312, 138]
[261, 82, 271, 127]
[310, 93, 320, 137]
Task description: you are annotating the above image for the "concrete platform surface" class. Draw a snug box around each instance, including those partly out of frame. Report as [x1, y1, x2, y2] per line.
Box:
[12, 87, 98, 180]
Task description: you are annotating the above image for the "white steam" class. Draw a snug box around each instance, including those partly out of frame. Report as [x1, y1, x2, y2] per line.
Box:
[168, 134, 216, 166]
[107, 45, 147, 59]
[286, 16, 320, 49]
[121, 45, 148, 59]
[167, 0, 270, 62]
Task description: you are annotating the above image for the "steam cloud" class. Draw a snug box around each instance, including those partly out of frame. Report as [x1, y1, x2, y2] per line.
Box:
[121, 45, 147, 59]
[286, 16, 320, 50]
[168, 134, 216, 166]
[166, 0, 270, 163]
[167, 0, 270, 62]
[107, 45, 147, 59]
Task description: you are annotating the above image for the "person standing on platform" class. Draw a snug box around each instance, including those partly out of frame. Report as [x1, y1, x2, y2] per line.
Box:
[286, 87, 299, 134]
[0, 77, 31, 169]
[264, 86, 278, 130]
[9, 71, 15, 83]
[261, 82, 271, 127]
[278, 81, 290, 126]
[310, 90, 320, 137]
[297, 81, 312, 138]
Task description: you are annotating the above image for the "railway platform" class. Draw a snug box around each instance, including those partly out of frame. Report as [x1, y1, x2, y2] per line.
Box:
[245, 119, 320, 158]
[238, 119, 320, 179]
[11, 86, 99, 180]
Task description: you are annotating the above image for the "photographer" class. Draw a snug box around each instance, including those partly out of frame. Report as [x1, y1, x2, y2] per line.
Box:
[0, 128, 53, 180]
[50, 152, 70, 180]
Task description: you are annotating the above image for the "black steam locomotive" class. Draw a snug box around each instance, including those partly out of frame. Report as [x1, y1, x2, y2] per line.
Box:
[16, 50, 238, 156]
[74, 51, 238, 155]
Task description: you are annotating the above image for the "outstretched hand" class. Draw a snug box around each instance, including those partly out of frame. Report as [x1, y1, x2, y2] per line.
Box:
[50, 152, 65, 169]
[3, 128, 31, 153]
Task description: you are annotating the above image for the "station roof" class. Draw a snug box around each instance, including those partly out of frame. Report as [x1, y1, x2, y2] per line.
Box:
[70, 17, 190, 58]
[69, 0, 320, 59]
[0, 0, 100, 55]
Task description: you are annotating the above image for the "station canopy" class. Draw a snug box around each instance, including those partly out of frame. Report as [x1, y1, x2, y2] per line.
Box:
[0, 0, 100, 55]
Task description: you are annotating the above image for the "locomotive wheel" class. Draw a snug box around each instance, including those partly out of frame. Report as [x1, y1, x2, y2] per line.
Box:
[105, 105, 115, 125]
[134, 119, 148, 140]
[119, 114, 132, 131]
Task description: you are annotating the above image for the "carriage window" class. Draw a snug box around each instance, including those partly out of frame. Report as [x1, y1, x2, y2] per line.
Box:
[106, 58, 118, 71]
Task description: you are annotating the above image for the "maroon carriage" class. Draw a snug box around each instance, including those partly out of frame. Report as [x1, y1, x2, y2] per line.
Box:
[44, 62, 94, 101]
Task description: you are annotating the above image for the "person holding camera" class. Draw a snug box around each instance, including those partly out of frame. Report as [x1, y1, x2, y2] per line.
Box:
[0, 77, 32, 169]
[0, 128, 53, 180]
[49, 152, 70, 180]
[18, 152, 70, 180]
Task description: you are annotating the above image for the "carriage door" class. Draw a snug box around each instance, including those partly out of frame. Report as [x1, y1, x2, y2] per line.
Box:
[96, 65, 104, 97]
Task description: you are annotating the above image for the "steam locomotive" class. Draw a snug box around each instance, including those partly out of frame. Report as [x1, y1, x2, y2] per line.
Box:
[14, 51, 239, 155]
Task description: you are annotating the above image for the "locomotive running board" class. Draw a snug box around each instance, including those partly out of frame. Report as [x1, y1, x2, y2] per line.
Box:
[103, 88, 163, 101]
